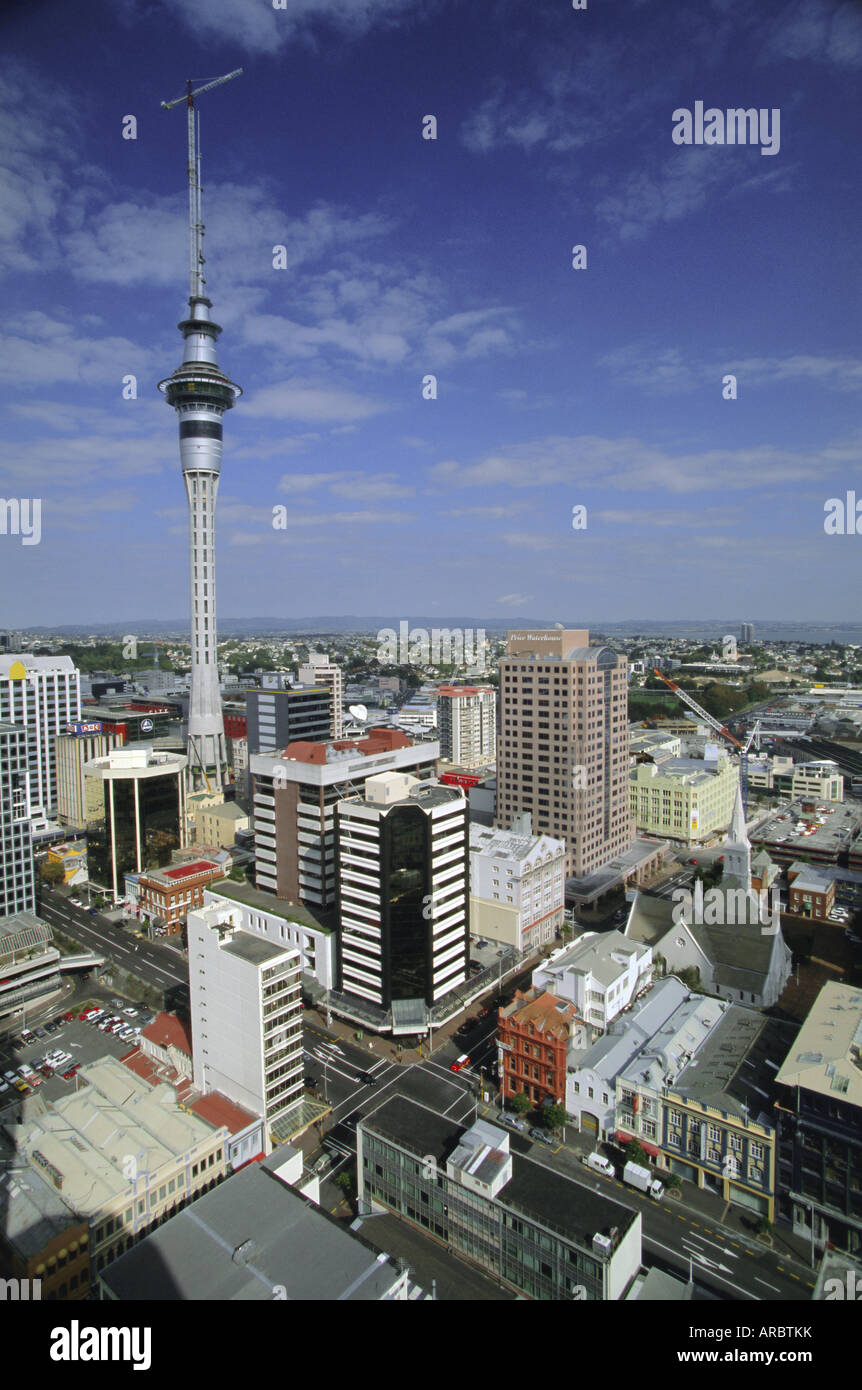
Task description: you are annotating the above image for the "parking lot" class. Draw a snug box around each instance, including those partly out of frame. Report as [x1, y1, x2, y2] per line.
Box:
[0, 1001, 155, 1113]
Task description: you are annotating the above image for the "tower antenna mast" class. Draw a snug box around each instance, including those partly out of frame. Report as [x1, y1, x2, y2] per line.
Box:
[161, 69, 242, 301]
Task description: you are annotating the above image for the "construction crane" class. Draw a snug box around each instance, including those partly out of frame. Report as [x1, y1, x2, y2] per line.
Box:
[161, 69, 243, 300]
[650, 669, 757, 816]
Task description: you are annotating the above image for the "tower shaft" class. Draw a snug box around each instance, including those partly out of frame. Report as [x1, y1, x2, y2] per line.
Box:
[159, 72, 243, 792]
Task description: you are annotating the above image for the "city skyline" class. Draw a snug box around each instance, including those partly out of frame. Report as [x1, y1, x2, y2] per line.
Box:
[1, 0, 861, 627]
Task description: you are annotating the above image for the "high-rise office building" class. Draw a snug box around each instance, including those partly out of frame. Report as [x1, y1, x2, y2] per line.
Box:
[84, 746, 188, 900]
[0, 655, 80, 824]
[250, 730, 439, 910]
[297, 654, 344, 740]
[335, 773, 469, 1027]
[495, 630, 631, 878]
[741, 622, 755, 644]
[437, 685, 496, 767]
[55, 723, 121, 826]
[0, 722, 35, 917]
[188, 898, 304, 1149]
[245, 685, 331, 757]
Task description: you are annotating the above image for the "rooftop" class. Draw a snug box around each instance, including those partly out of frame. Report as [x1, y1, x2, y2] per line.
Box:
[673, 1009, 797, 1122]
[537, 930, 649, 988]
[99, 1163, 407, 1301]
[141, 1012, 193, 1057]
[205, 878, 335, 935]
[362, 1093, 638, 1249]
[0, 1134, 83, 1259]
[470, 824, 565, 864]
[775, 981, 862, 1107]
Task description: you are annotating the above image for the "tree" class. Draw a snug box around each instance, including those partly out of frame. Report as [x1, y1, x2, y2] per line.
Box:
[39, 859, 66, 885]
[623, 1138, 650, 1168]
[509, 1090, 532, 1115]
[543, 1104, 568, 1131]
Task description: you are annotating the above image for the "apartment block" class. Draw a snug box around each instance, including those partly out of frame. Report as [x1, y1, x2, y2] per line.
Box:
[495, 630, 631, 878]
[437, 685, 496, 767]
[251, 730, 439, 910]
[297, 654, 344, 740]
[189, 899, 304, 1147]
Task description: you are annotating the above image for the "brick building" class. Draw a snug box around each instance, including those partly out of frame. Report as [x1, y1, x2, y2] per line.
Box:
[138, 858, 226, 934]
[498, 987, 578, 1109]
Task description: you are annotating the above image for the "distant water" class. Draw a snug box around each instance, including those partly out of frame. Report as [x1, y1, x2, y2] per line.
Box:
[599, 623, 862, 646]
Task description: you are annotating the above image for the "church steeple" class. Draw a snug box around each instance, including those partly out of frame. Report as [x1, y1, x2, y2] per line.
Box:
[722, 782, 751, 889]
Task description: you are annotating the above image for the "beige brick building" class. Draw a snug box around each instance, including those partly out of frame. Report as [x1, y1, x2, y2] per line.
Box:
[495, 630, 632, 878]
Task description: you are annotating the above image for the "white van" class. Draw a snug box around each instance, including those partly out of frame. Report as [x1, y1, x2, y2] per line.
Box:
[584, 1151, 615, 1177]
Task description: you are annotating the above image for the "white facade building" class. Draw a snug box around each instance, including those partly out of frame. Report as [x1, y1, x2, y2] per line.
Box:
[189, 899, 304, 1150]
[533, 930, 654, 1036]
[202, 880, 336, 992]
[437, 686, 496, 767]
[0, 655, 80, 825]
[469, 823, 566, 950]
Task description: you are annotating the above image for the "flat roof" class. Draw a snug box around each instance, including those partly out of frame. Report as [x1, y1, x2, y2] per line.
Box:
[775, 980, 862, 1106]
[205, 878, 335, 935]
[362, 1094, 638, 1247]
[221, 933, 293, 966]
[99, 1163, 405, 1301]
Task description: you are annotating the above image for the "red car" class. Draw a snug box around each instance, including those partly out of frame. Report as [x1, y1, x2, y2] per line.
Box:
[39, 1065, 54, 1079]
[62, 1011, 76, 1022]
[450, 1053, 471, 1073]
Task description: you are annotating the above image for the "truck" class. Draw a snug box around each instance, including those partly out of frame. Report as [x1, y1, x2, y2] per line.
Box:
[623, 1160, 664, 1201]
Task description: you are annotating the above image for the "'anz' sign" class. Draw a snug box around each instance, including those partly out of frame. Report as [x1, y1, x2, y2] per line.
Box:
[66, 721, 103, 735]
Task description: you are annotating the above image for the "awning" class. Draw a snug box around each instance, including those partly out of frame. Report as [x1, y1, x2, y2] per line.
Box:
[616, 1129, 660, 1159]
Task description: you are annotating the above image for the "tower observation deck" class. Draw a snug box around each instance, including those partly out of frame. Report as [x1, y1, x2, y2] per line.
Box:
[158, 71, 242, 791]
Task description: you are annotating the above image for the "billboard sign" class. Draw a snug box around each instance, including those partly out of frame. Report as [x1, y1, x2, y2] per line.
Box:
[66, 721, 103, 735]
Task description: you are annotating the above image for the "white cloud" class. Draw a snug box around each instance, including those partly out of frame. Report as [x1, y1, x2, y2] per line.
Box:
[428, 431, 862, 496]
[129, 0, 430, 56]
[243, 379, 388, 423]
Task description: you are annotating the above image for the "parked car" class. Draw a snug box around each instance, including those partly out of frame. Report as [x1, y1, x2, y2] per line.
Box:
[62, 1065, 80, 1080]
[530, 1128, 554, 1146]
[39, 1064, 54, 1079]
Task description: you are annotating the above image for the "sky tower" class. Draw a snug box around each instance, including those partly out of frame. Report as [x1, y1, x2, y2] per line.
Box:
[158, 69, 242, 790]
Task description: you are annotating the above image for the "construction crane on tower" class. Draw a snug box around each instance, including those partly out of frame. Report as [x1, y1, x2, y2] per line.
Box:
[650, 669, 760, 816]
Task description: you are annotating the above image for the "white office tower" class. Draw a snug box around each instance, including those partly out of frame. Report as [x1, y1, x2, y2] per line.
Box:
[297, 653, 344, 739]
[0, 655, 80, 824]
[336, 774, 469, 1031]
[188, 899, 303, 1151]
[0, 723, 35, 917]
[437, 685, 496, 767]
[158, 74, 242, 791]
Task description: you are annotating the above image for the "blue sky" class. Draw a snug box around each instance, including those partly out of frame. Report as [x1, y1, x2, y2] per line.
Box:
[1, 0, 861, 627]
